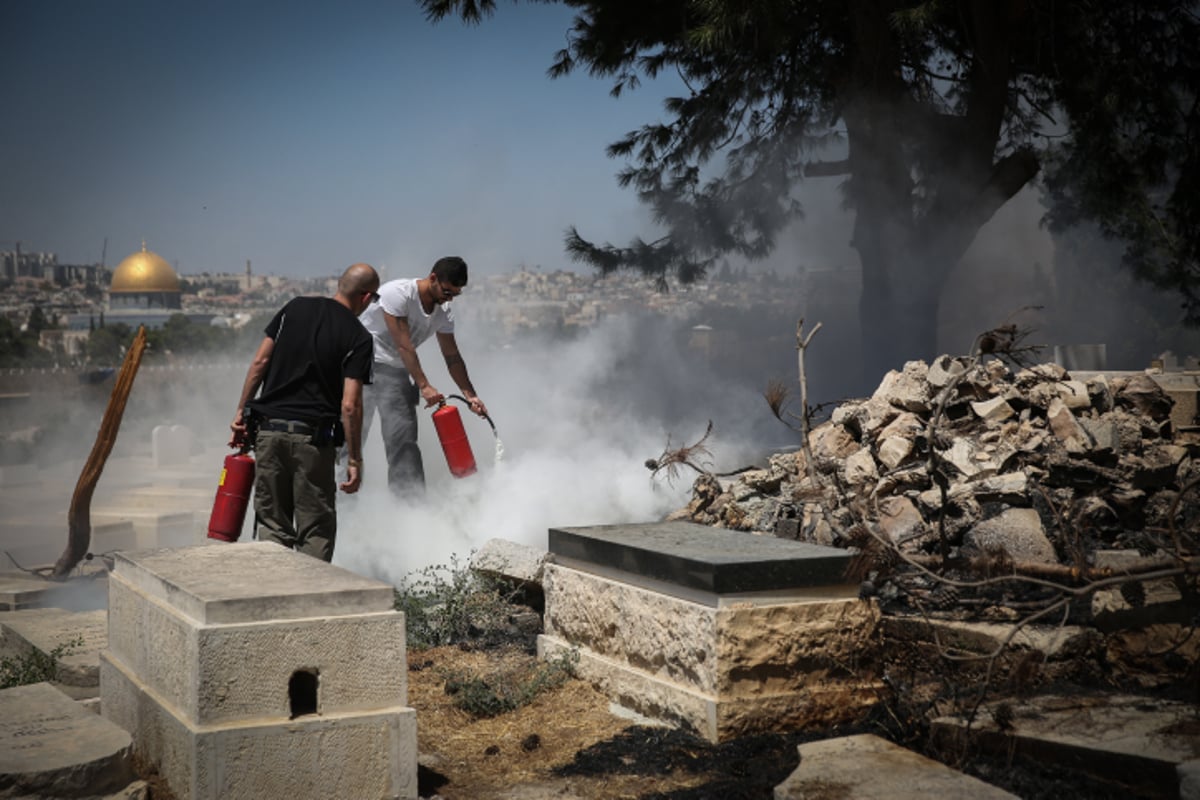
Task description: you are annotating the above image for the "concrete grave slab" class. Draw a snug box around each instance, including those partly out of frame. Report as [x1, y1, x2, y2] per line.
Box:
[932, 694, 1200, 797]
[0, 573, 55, 610]
[0, 681, 135, 798]
[471, 538, 547, 585]
[107, 483, 213, 512]
[0, 517, 137, 570]
[548, 520, 854, 599]
[109, 541, 395, 624]
[93, 509, 197, 550]
[774, 733, 1018, 799]
[0, 607, 107, 688]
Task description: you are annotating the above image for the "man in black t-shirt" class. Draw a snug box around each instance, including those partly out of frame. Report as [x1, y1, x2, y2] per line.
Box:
[228, 263, 380, 561]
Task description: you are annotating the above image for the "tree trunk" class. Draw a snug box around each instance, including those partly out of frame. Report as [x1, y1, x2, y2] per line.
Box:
[839, 0, 1039, 388]
[53, 326, 147, 578]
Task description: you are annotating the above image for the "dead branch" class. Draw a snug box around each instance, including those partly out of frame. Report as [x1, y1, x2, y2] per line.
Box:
[905, 553, 1199, 583]
[645, 420, 714, 484]
[52, 325, 147, 578]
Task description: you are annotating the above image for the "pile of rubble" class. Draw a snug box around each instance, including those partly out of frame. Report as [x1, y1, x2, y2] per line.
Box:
[674, 356, 1200, 569]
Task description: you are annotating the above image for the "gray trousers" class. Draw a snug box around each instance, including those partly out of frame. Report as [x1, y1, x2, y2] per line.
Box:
[253, 430, 337, 561]
[363, 362, 425, 498]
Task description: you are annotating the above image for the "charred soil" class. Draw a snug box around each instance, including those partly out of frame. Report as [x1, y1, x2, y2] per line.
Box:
[407, 629, 1161, 800]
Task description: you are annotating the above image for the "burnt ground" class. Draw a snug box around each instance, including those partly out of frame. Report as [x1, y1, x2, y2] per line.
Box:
[406, 614, 1186, 800]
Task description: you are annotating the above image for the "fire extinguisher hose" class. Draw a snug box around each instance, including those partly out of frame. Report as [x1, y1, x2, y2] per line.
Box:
[445, 394, 497, 436]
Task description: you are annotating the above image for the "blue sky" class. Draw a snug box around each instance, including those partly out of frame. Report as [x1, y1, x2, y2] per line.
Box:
[1, 0, 682, 280]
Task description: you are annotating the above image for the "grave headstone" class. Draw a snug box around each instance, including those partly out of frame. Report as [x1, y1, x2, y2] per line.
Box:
[0, 681, 135, 798]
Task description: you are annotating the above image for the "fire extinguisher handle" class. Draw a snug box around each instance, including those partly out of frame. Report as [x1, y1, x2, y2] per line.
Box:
[445, 394, 497, 434]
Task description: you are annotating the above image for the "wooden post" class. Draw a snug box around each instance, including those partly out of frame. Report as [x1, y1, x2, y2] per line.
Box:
[52, 325, 147, 578]
[796, 318, 822, 481]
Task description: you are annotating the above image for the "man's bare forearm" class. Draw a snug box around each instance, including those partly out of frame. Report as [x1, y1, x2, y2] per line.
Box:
[444, 352, 477, 397]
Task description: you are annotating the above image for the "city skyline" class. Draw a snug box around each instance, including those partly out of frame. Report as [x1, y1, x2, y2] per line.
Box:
[1, 1, 685, 280]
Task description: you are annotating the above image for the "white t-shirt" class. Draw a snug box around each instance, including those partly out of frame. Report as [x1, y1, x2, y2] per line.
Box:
[360, 278, 455, 367]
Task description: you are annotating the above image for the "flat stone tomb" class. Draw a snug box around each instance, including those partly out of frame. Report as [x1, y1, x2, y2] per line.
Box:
[0, 573, 56, 610]
[548, 521, 853, 602]
[100, 541, 417, 800]
[0, 607, 108, 691]
[539, 521, 881, 743]
[0, 681, 135, 798]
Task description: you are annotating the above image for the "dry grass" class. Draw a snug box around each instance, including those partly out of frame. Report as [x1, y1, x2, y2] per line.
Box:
[409, 645, 715, 799]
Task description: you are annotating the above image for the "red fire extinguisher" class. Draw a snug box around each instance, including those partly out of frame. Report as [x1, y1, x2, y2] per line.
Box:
[432, 397, 478, 478]
[208, 450, 255, 542]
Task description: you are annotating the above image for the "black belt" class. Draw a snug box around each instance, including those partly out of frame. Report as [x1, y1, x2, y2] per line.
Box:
[262, 419, 315, 434]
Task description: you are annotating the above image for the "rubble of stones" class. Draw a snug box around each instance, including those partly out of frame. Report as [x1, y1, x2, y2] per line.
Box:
[674, 356, 1199, 581]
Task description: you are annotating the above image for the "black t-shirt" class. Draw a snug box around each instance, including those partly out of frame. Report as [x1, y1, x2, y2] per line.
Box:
[247, 296, 374, 424]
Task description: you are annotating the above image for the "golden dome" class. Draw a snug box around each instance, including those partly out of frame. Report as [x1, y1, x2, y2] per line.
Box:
[110, 242, 180, 293]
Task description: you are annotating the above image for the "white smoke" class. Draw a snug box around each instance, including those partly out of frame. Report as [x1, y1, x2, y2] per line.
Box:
[333, 313, 782, 585]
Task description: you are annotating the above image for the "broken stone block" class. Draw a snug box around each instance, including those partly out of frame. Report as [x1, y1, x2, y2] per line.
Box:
[1057, 379, 1092, 410]
[877, 411, 924, 442]
[1086, 374, 1114, 412]
[1115, 373, 1175, 422]
[877, 435, 914, 470]
[971, 396, 1015, 423]
[843, 447, 879, 486]
[941, 438, 984, 479]
[739, 468, 786, 495]
[873, 360, 932, 413]
[1080, 417, 1121, 456]
[926, 354, 968, 389]
[470, 538, 547, 586]
[1047, 396, 1091, 453]
[876, 496, 926, 544]
[838, 395, 901, 440]
[962, 508, 1056, 563]
[807, 423, 859, 462]
[969, 471, 1029, 504]
[1127, 444, 1189, 489]
[1016, 362, 1069, 387]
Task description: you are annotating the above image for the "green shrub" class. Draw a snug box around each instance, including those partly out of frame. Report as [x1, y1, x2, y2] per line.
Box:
[0, 636, 83, 689]
[442, 648, 579, 717]
[394, 553, 523, 650]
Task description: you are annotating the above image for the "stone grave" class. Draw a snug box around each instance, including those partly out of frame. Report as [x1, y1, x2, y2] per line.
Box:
[774, 733, 1018, 798]
[0, 607, 107, 699]
[932, 693, 1200, 797]
[100, 541, 417, 800]
[0, 517, 136, 569]
[0, 574, 54, 610]
[0, 681, 138, 798]
[538, 521, 881, 743]
[92, 508, 197, 550]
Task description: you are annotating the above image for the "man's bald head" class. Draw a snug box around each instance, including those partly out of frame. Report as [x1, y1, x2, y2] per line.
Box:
[338, 263, 380, 296]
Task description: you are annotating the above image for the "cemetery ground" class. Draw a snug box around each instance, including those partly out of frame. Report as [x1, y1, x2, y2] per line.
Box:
[390, 573, 1162, 800]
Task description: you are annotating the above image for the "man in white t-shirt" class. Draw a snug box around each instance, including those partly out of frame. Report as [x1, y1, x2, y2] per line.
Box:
[358, 256, 488, 497]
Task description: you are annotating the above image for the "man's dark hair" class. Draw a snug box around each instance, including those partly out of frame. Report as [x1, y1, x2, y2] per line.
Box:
[431, 256, 468, 287]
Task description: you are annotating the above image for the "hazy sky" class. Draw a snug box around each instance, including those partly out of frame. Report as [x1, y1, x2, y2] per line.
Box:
[1, 0, 682, 279]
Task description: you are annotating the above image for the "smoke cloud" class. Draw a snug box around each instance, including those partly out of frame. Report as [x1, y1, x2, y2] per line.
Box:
[333, 312, 785, 585]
